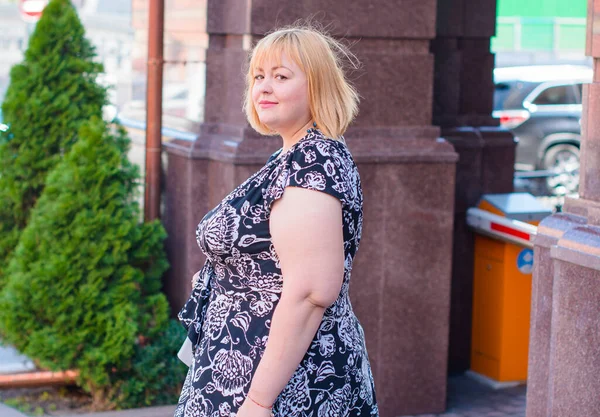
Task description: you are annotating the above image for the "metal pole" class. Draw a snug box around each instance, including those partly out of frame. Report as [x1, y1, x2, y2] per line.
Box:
[144, 0, 164, 221]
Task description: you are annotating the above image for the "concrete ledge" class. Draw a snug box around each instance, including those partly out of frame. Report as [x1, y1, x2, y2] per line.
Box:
[0, 403, 30, 417]
[465, 370, 525, 390]
[57, 405, 176, 417]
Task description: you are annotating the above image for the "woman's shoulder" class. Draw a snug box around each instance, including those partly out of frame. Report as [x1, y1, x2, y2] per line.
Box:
[263, 130, 360, 208]
[294, 131, 352, 163]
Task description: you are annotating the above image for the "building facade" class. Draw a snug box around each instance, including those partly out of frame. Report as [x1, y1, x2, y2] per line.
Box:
[493, 0, 589, 66]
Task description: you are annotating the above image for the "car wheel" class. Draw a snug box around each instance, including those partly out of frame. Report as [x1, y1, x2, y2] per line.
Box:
[542, 144, 580, 196]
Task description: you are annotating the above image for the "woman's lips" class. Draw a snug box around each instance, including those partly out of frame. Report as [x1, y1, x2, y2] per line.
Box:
[258, 101, 277, 109]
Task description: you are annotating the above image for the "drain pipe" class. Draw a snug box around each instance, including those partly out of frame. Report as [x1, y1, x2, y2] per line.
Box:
[0, 370, 79, 388]
[144, 0, 165, 221]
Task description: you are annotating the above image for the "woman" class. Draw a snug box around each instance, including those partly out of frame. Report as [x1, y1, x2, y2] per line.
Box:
[176, 25, 378, 417]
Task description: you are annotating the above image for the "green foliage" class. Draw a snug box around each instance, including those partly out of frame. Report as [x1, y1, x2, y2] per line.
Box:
[112, 320, 188, 409]
[0, 0, 107, 286]
[0, 118, 170, 407]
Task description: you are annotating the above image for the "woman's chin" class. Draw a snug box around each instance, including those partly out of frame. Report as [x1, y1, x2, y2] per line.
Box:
[259, 121, 279, 133]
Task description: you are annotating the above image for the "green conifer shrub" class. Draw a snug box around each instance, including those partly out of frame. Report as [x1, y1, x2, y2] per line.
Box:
[112, 319, 188, 408]
[0, 0, 107, 286]
[0, 118, 171, 407]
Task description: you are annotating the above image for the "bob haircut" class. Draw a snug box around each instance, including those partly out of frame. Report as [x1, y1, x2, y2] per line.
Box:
[243, 25, 360, 140]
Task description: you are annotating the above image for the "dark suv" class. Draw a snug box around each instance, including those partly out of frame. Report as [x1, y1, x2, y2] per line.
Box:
[493, 65, 592, 196]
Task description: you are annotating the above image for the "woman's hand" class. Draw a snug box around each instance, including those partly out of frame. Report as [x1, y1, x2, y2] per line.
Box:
[191, 269, 202, 287]
[236, 397, 273, 417]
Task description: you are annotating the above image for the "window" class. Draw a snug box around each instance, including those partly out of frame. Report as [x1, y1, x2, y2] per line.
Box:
[532, 85, 578, 106]
[575, 83, 583, 104]
[493, 81, 539, 110]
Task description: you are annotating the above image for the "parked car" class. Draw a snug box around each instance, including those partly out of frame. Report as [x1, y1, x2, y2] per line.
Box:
[493, 64, 592, 196]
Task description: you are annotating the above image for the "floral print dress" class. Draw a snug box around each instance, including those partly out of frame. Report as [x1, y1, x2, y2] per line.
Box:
[175, 128, 378, 417]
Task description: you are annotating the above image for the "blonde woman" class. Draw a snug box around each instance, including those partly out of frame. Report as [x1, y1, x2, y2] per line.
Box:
[176, 25, 378, 417]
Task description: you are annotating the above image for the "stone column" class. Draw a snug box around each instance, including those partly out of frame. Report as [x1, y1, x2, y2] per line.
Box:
[526, 1, 600, 415]
[163, 1, 457, 416]
[525, 214, 586, 417]
[431, 0, 518, 373]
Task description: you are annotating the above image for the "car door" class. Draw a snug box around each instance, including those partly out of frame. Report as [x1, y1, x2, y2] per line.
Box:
[521, 83, 582, 168]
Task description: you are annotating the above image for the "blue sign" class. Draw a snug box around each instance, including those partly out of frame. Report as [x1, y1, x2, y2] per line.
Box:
[517, 248, 534, 274]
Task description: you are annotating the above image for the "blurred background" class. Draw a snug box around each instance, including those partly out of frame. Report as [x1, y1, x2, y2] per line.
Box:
[0, 1, 595, 416]
[0, 0, 207, 125]
[0, 0, 587, 211]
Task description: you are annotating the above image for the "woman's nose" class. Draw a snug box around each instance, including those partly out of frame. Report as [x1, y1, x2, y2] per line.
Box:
[262, 79, 273, 94]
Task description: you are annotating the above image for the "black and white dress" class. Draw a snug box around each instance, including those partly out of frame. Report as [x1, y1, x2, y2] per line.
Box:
[176, 128, 378, 417]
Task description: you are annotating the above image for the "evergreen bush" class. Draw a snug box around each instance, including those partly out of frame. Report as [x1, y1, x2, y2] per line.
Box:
[113, 319, 188, 409]
[0, 0, 107, 286]
[0, 118, 171, 407]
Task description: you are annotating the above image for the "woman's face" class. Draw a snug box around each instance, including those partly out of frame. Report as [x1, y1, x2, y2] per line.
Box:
[251, 53, 311, 135]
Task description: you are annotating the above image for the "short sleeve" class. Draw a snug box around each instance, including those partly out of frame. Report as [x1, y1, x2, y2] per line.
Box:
[287, 140, 348, 202]
[264, 139, 352, 209]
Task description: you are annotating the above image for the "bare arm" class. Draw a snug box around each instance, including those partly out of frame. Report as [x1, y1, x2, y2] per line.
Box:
[240, 186, 344, 413]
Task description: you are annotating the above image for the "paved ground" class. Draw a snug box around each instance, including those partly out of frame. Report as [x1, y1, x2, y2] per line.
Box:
[55, 405, 177, 417]
[0, 402, 32, 417]
[0, 344, 35, 374]
[406, 375, 526, 417]
[0, 374, 526, 417]
[0, 404, 177, 417]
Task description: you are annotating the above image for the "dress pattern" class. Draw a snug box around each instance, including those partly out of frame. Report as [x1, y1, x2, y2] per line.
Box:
[176, 128, 378, 417]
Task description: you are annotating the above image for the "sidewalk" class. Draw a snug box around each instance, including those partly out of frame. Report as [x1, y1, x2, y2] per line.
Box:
[0, 376, 526, 417]
[0, 404, 176, 417]
[0, 402, 32, 417]
[0, 344, 35, 375]
[1, 342, 525, 417]
[406, 374, 526, 417]
[56, 405, 176, 417]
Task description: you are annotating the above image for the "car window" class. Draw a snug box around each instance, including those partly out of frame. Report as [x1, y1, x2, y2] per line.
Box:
[575, 83, 583, 103]
[532, 85, 578, 105]
[494, 81, 539, 110]
[494, 83, 512, 110]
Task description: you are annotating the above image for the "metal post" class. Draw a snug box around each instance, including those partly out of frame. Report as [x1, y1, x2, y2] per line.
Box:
[553, 18, 561, 60]
[144, 0, 164, 221]
[514, 19, 522, 51]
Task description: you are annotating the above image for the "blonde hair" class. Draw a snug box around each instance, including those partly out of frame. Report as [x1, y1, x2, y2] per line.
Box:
[243, 24, 360, 139]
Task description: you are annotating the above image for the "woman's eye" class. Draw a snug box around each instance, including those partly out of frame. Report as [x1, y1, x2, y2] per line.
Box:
[275, 74, 287, 80]
[254, 74, 264, 80]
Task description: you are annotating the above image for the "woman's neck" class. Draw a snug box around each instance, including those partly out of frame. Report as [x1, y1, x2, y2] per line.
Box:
[280, 120, 314, 152]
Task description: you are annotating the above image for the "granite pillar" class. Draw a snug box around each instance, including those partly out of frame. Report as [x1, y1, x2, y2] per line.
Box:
[432, 0, 518, 374]
[545, 227, 600, 416]
[163, 1, 458, 416]
[525, 1, 600, 415]
[525, 214, 586, 417]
